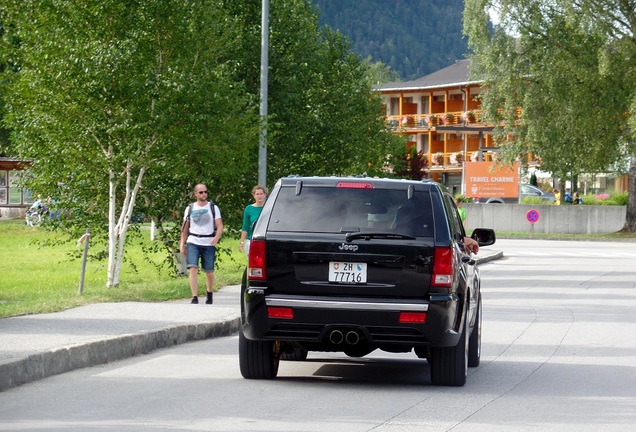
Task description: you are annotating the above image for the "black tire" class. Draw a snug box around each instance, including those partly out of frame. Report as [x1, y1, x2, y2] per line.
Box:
[430, 312, 468, 386]
[26, 212, 40, 227]
[468, 294, 482, 367]
[280, 346, 308, 361]
[238, 329, 280, 379]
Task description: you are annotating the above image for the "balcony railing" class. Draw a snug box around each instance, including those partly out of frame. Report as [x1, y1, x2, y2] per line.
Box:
[428, 150, 499, 168]
[386, 110, 486, 130]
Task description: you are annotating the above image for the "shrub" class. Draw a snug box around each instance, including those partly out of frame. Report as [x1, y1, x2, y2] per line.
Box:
[608, 192, 628, 206]
[392, 147, 429, 180]
[521, 197, 550, 205]
[584, 192, 626, 206]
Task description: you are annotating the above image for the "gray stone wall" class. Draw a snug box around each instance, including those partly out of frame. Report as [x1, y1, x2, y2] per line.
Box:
[0, 207, 26, 219]
[464, 203, 626, 234]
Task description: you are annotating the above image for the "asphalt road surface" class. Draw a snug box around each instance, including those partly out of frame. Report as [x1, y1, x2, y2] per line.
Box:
[0, 239, 635, 431]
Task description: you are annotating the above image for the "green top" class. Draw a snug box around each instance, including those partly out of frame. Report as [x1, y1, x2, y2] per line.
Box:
[458, 207, 467, 223]
[241, 204, 264, 240]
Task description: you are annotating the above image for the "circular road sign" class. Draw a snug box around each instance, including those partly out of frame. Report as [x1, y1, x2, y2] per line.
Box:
[526, 209, 540, 224]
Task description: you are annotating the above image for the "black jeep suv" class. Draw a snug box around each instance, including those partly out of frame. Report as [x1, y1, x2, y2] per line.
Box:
[239, 176, 495, 386]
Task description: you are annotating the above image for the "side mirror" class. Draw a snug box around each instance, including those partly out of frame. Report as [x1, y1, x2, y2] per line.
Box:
[471, 228, 496, 246]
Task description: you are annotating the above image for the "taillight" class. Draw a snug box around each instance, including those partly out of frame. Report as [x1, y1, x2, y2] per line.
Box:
[399, 312, 427, 323]
[267, 307, 294, 319]
[248, 240, 266, 281]
[336, 181, 374, 189]
[432, 247, 454, 288]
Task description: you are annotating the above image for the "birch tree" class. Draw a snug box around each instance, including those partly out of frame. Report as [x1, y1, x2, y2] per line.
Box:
[1, 0, 258, 286]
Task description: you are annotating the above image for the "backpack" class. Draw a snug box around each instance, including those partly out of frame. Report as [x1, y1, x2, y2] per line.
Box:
[183, 201, 217, 237]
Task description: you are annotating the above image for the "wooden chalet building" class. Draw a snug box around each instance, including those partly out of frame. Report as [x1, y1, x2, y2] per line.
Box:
[377, 59, 500, 195]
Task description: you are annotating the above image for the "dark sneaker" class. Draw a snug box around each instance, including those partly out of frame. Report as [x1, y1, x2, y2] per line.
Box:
[205, 292, 213, 304]
[191, 296, 199, 304]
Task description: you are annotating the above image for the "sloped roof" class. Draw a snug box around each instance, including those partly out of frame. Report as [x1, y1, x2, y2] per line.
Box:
[378, 59, 480, 92]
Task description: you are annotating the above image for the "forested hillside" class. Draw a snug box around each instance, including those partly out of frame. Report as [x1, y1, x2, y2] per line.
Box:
[313, 0, 467, 81]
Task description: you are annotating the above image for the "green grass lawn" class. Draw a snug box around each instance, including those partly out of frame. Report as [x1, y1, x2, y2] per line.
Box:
[0, 219, 246, 318]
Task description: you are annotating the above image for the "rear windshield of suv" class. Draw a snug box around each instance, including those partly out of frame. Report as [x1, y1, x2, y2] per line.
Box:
[267, 186, 434, 236]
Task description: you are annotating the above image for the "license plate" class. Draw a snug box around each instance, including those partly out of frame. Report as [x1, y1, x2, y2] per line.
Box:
[328, 261, 367, 284]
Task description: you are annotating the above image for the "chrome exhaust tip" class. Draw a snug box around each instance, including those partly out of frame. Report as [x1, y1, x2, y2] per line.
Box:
[345, 331, 360, 345]
[329, 329, 344, 344]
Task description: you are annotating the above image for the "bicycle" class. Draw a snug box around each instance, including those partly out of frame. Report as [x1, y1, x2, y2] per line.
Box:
[25, 206, 47, 227]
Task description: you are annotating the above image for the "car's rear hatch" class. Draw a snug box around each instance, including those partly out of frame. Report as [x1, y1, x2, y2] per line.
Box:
[257, 180, 436, 299]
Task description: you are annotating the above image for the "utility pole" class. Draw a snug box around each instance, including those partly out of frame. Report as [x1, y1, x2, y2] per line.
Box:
[258, 0, 269, 187]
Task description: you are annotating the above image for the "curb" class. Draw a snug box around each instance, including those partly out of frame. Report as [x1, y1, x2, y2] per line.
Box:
[475, 250, 504, 265]
[0, 315, 240, 392]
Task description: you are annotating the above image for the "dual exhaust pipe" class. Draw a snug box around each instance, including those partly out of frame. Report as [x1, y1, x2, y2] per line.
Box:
[329, 329, 361, 345]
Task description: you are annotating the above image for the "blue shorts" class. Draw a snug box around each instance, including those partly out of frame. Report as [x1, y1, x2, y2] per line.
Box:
[186, 243, 216, 272]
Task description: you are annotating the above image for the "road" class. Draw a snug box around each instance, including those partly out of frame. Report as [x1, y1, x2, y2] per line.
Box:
[0, 239, 635, 431]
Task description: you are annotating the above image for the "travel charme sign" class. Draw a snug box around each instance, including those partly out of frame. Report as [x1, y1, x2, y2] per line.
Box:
[465, 162, 520, 198]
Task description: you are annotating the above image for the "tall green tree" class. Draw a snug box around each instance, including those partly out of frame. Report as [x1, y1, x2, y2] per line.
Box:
[222, 0, 404, 182]
[362, 57, 401, 86]
[0, 20, 14, 153]
[0, 0, 259, 286]
[463, 0, 636, 230]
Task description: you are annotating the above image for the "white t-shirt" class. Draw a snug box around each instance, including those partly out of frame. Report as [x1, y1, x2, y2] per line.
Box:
[183, 202, 222, 246]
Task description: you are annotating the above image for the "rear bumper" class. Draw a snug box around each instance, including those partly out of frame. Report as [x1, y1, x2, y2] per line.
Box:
[241, 289, 463, 348]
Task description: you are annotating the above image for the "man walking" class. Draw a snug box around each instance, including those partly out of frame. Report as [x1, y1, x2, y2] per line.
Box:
[180, 184, 223, 304]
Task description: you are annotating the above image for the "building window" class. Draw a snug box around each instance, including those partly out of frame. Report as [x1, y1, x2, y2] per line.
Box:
[420, 135, 429, 153]
[5, 170, 30, 205]
[390, 97, 399, 115]
[9, 188, 22, 204]
[420, 96, 429, 114]
[0, 176, 6, 205]
[0, 170, 6, 205]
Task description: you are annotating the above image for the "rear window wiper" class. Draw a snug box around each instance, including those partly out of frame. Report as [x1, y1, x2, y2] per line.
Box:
[345, 231, 416, 242]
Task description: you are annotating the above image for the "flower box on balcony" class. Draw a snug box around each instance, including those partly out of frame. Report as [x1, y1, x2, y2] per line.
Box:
[427, 115, 438, 127]
[464, 111, 476, 123]
[433, 152, 445, 165]
[400, 115, 417, 127]
[451, 152, 464, 165]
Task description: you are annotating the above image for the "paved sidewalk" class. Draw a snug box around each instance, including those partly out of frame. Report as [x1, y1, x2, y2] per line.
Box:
[0, 249, 502, 392]
[0, 285, 241, 391]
